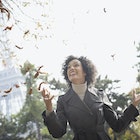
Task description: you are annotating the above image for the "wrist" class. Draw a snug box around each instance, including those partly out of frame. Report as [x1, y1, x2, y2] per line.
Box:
[132, 103, 139, 111]
[46, 106, 53, 112]
[132, 102, 137, 107]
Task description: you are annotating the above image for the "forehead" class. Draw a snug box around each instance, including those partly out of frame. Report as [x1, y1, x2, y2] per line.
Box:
[68, 59, 81, 65]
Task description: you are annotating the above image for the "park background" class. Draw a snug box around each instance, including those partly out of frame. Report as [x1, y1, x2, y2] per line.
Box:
[0, 0, 140, 140]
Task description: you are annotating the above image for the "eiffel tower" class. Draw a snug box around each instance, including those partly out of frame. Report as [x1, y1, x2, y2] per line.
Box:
[0, 6, 26, 119]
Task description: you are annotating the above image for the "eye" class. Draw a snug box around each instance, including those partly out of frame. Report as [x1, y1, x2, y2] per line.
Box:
[67, 65, 71, 69]
[73, 63, 79, 67]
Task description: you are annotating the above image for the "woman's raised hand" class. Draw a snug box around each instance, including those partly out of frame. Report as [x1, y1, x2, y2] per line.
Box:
[41, 88, 54, 112]
[132, 89, 140, 107]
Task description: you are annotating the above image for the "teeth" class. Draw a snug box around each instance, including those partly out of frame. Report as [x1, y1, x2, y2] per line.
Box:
[70, 72, 75, 76]
[71, 72, 75, 74]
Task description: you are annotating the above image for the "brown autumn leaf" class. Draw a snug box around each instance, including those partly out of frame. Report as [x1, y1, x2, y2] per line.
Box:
[37, 65, 43, 71]
[34, 65, 44, 78]
[23, 30, 30, 38]
[2, 94, 8, 97]
[3, 25, 13, 31]
[34, 71, 39, 78]
[28, 87, 33, 95]
[14, 84, 20, 88]
[15, 45, 23, 49]
[38, 81, 47, 91]
[0, 7, 10, 20]
[4, 87, 12, 93]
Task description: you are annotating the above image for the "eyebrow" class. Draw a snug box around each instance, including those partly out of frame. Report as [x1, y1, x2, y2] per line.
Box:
[68, 61, 80, 65]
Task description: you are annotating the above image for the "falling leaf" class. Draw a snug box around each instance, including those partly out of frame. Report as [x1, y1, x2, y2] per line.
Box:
[111, 54, 116, 61]
[2, 94, 8, 97]
[34, 71, 39, 78]
[14, 84, 20, 88]
[34, 65, 44, 78]
[4, 87, 12, 93]
[0, 7, 10, 20]
[37, 65, 43, 71]
[3, 25, 13, 31]
[15, 45, 23, 49]
[23, 30, 30, 37]
[103, 8, 107, 13]
[38, 81, 47, 90]
[28, 87, 32, 95]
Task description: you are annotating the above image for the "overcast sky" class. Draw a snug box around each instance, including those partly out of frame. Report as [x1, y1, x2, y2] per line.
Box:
[12, 0, 140, 93]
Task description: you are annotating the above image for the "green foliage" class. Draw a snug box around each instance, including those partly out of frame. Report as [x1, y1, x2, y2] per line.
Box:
[95, 75, 120, 92]
[16, 61, 47, 139]
[0, 113, 22, 140]
[110, 92, 129, 110]
[95, 74, 140, 139]
[1, 59, 140, 139]
[134, 43, 140, 73]
[49, 78, 68, 92]
[20, 60, 34, 75]
[118, 130, 137, 140]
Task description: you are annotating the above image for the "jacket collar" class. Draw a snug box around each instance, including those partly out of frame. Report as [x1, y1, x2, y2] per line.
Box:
[63, 88, 102, 114]
[63, 87, 99, 102]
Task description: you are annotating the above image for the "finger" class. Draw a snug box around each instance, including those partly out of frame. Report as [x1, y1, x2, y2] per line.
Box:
[133, 88, 136, 94]
[41, 88, 46, 97]
[43, 95, 53, 101]
[45, 91, 51, 99]
[43, 97, 49, 100]
[50, 95, 55, 100]
[45, 88, 50, 96]
[132, 88, 135, 95]
[133, 90, 138, 102]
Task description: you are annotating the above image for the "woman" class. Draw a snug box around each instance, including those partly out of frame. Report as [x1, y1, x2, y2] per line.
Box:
[41, 55, 140, 140]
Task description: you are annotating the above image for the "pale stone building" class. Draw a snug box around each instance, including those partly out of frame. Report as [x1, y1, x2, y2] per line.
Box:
[0, 65, 26, 118]
[0, 10, 26, 118]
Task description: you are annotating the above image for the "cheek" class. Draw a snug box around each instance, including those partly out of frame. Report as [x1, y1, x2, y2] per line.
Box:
[81, 70, 86, 76]
[67, 70, 70, 79]
[66, 70, 69, 76]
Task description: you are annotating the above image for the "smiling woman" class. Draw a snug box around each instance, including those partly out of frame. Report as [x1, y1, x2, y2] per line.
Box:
[66, 59, 86, 84]
[41, 55, 140, 140]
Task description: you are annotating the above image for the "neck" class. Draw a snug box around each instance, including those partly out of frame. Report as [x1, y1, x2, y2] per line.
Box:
[72, 81, 87, 100]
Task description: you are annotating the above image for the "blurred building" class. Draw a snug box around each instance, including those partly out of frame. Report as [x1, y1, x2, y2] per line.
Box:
[0, 66, 26, 118]
[0, 10, 26, 118]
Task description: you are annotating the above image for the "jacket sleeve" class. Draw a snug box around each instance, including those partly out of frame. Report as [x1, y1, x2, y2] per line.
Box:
[42, 96, 67, 138]
[103, 103, 139, 133]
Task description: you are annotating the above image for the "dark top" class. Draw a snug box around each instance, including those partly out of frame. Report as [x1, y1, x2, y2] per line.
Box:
[42, 88, 139, 140]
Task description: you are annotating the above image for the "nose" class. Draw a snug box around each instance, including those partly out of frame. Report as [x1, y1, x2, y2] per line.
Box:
[71, 65, 75, 69]
[67, 64, 72, 69]
[67, 66, 74, 73]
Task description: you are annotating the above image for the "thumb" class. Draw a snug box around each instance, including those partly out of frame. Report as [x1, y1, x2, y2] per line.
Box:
[132, 89, 136, 100]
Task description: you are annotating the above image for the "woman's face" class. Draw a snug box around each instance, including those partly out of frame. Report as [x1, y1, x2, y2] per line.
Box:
[67, 59, 86, 84]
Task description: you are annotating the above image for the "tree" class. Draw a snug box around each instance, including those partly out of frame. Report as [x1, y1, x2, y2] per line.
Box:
[95, 74, 140, 140]
[17, 61, 48, 140]
[130, 44, 140, 138]
[0, 113, 22, 140]
[18, 60, 72, 140]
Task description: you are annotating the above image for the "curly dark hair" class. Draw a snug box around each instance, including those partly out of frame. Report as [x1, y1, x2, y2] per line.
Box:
[61, 55, 98, 87]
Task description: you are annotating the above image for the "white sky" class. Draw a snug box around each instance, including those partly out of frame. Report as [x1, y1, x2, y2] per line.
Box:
[11, 0, 140, 93]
